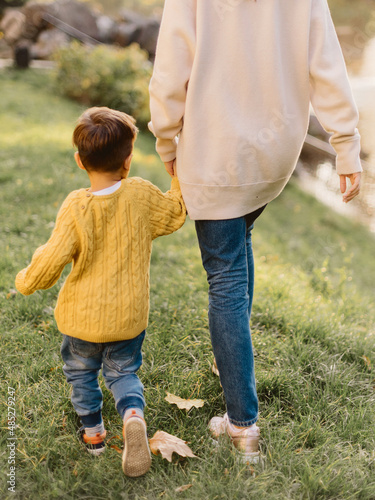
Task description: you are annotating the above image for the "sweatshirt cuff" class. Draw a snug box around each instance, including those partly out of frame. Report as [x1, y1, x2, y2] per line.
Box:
[148, 121, 178, 162]
[336, 156, 363, 176]
[333, 136, 363, 175]
[156, 138, 178, 163]
[15, 270, 34, 296]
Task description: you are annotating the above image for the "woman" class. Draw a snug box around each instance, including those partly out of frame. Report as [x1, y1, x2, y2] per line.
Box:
[149, 0, 362, 462]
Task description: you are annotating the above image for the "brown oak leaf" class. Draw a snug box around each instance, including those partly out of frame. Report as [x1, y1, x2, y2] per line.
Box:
[149, 430, 197, 462]
[175, 484, 193, 493]
[362, 355, 371, 371]
[6, 289, 17, 299]
[165, 392, 204, 411]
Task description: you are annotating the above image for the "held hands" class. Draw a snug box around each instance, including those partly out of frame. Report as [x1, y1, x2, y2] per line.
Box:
[340, 172, 361, 203]
[164, 159, 176, 177]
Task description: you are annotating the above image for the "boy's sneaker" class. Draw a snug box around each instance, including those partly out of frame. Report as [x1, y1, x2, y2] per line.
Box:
[209, 413, 260, 464]
[78, 427, 106, 456]
[122, 410, 151, 477]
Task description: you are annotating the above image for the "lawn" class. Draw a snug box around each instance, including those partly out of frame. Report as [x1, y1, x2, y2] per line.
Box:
[0, 69, 374, 499]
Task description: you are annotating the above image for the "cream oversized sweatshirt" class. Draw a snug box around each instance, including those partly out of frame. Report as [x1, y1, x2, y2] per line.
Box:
[149, 0, 362, 220]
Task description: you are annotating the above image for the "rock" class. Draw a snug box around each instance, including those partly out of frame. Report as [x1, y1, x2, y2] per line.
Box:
[114, 15, 159, 60]
[31, 27, 69, 58]
[1, 2, 159, 60]
[96, 14, 117, 44]
[21, 2, 50, 40]
[116, 9, 160, 58]
[0, 9, 26, 45]
[135, 19, 159, 60]
[0, 0, 24, 16]
[1, 3, 50, 45]
[114, 22, 142, 47]
[49, 0, 99, 40]
[118, 8, 145, 25]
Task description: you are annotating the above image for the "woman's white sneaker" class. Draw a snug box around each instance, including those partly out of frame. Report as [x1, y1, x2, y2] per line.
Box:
[209, 413, 260, 464]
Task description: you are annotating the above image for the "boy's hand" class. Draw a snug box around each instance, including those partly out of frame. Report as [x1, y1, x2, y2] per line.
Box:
[164, 159, 176, 177]
[340, 172, 361, 203]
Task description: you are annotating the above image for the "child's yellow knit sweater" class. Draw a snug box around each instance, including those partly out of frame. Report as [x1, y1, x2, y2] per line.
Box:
[15, 177, 186, 342]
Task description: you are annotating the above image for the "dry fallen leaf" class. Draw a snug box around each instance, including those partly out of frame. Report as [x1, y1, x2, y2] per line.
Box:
[7, 289, 17, 299]
[110, 445, 122, 454]
[149, 430, 197, 462]
[106, 435, 123, 453]
[39, 320, 51, 331]
[175, 484, 193, 493]
[165, 392, 204, 411]
[362, 355, 371, 371]
[212, 359, 220, 377]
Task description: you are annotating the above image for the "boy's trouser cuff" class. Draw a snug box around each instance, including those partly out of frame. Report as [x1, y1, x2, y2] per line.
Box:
[80, 410, 103, 427]
[117, 396, 145, 419]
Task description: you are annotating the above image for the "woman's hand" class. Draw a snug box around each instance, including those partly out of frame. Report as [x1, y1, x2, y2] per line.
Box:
[340, 172, 361, 203]
[164, 159, 176, 177]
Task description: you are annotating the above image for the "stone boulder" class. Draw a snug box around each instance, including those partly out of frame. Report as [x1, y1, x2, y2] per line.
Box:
[136, 19, 159, 59]
[115, 9, 160, 60]
[0, 0, 24, 16]
[48, 0, 99, 40]
[1, 0, 100, 45]
[1, 1, 160, 63]
[31, 26, 69, 59]
[0, 3, 49, 47]
[21, 2, 50, 40]
[96, 14, 117, 44]
[0, 9, 26, 44]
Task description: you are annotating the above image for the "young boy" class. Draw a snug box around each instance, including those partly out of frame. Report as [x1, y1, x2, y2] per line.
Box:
[15, 107, 186, 477]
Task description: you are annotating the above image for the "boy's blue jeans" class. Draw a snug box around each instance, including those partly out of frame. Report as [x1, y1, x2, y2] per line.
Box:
[61, 331, 146, 426]
[195, 213, 262, 427]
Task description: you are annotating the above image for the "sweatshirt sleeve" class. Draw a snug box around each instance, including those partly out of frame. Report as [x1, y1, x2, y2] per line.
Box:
[309, 0, 362, 175]
[15, 196, 79, 296]
[148, 0, 196, 162]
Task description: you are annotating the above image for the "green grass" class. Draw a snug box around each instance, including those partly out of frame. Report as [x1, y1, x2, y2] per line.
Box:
[327, 0, 375, 29]
[1, 69, 375, 499]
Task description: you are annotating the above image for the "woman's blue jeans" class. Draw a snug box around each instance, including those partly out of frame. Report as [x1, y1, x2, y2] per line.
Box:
[61, 331, 146, 424]
[195, 216, 259, 427]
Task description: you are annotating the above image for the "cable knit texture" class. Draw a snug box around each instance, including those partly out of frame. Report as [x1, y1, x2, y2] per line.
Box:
[149, 0, 362, 220]
[15, 177, 186, 342]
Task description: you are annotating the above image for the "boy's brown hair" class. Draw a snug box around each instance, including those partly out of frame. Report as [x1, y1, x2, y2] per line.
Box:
[73, 107, 138, 172]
